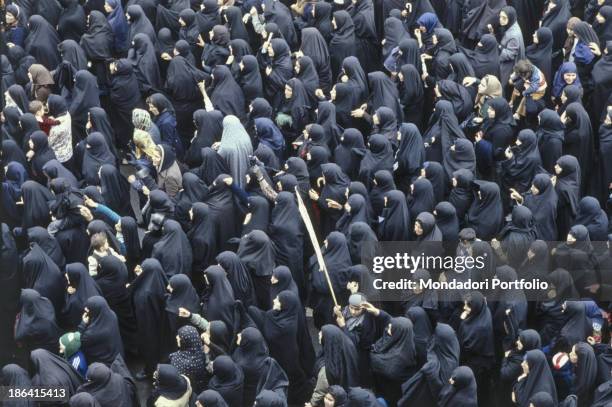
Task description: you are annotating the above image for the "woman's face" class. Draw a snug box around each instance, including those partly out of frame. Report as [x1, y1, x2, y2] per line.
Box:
[271, 274, 278, 284]
[148, 103, 159, 116]
[330, 86, 337, 101]
[499, 11, 509, 26]
[567, 233, 576, 244]
[284, 85, 293, 99]
[29, 139, 34, 150]
[530, 184, 539, 195]
[414, 221, 423, 236]
[561, 91, 568, 104]
[487, 106, 496, 119]
[372, 114, 380, 125]
[104, 2, 113, 13]
[478, 79, 488, 94]
[5, 12, 16, 24]
[452, 177, 458, 187]
[516, 338, 523, 350]
[267, 44, 275, 57]
[432, 34, 438, 46]
[332, 17, 337, 30]
[532, 32, 539, 44]
[398, 72, 404, 82]
[272, 296, 281, 311]
[564, 72, 577, 85]
[294, 60, 301, 74]
[554, 163, 562, 174]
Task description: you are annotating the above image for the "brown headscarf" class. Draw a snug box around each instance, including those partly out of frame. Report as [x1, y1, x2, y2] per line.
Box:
[28, 64, 55, 85]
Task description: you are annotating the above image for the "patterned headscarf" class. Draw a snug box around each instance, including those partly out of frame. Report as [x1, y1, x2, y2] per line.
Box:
[132, 108, 153, 131]
[170, 325, 208, 393]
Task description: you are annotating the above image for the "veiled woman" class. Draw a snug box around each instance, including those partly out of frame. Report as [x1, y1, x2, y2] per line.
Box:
[399, 323, 460, 406]
[62, 263, 102, 331]
[24, 16, 61, 70]
[348, 0, 378, 73]
[330, 12, 357, 79]
[248, 290, 315, 405]
[208, 65, 246, 120]
[218, 115, 253, 187]
[128, 258, 168, 377]
[466, 180, 503, 240]
[554, 155, 581, 240]
[127, 33, 162, 95]
[14, 289, 61, 353]
[165, 53, 206, 142]
[80, 296, 124, 365]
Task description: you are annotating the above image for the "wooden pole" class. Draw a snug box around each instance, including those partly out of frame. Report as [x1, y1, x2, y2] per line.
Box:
[294, 187, 339, 307]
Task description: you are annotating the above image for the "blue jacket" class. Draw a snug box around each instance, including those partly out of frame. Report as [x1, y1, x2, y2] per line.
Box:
[68, 351, 88, 378]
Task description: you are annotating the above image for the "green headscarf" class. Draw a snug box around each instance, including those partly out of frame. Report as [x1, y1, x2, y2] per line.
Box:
[59, 332, 81, 359]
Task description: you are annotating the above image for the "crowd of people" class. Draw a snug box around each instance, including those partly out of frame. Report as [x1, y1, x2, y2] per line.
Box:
[3, 0, 612, 405]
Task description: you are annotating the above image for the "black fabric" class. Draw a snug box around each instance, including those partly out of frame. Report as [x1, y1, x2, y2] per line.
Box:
[201, 265, 236, 330]
[30, 348, 83, 397]
[81, 296, 124, 365]
[24, 15, 60, 70]
[152, 219, 193, 278]
[62, 263, 102, 330]
[129, 258, 168, 374]
[14, 288, 61, 353]
[513, 350, 558, 406]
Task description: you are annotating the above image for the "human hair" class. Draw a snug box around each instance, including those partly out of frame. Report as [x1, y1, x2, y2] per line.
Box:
[29, 100, 44, 114]
[90, 232, 107, 251]
[133, 129, 159, 159]
[514, 59, 533, 78]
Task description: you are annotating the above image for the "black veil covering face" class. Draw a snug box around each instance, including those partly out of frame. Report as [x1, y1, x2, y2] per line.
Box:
[399, 322, 460, 406]
[30, 348, 83, 397]
[24, 16, 61, 70]
[320, 324, 360, 387]
[14, 288, 61, 353]
[76, 360, 137, 407]
[184, 111, 224, 167]
[26, 226, 65, 269]
[216, 251, 255, 308]
[152, 219, 194, 278]
[22, 242, 65, 312]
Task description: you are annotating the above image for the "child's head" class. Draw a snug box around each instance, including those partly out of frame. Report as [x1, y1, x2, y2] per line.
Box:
[90, 232, 108, 252]
[29, 100, 44, 116]
[59, 332, 81, 358]
[514, 59, 534, 81]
